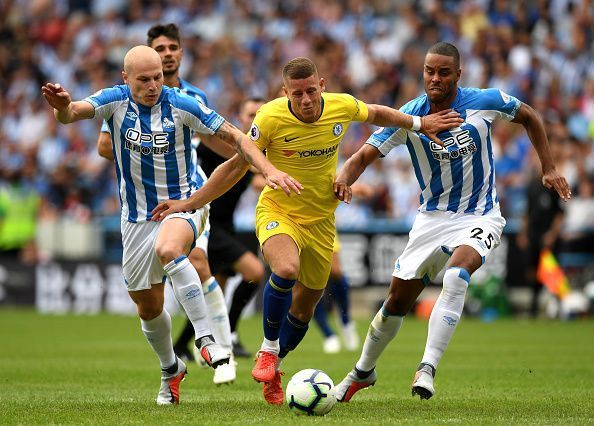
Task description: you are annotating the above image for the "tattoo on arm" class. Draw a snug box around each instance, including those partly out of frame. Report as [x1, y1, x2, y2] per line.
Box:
[215, 121, 254, 164]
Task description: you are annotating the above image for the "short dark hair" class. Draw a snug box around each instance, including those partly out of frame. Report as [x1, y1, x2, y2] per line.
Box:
[282, 57, 317, 81]
[147, 23, 181, 47]
[427, 42, 460, 68]
[240, 97, 266, 110]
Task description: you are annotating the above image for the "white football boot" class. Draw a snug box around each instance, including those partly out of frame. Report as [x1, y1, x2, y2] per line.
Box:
[335, 368, 377, 402]
[156, 357, 187, 405]
[411, 363, 436, 400]
[199, 340, 231, 369]
[213, 355, 237, 385]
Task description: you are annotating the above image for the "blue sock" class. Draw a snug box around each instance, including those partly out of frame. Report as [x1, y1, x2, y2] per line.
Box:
[331, 275, 350, 325]
[279, 312, 309, 358]
[313, 297, 335, 338]
[262, 273, 295, 341]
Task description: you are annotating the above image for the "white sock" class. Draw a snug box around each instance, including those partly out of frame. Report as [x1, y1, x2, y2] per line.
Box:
[261, 338, 280, 355]
[202, 277, 232, 351]
[140, 309, 176, 369]
[164, 256, 210, 340]
[421, 267, 469, 369]
[356, 305, 403, 372]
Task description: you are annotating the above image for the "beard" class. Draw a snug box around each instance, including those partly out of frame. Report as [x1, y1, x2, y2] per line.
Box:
[163, 68, 177, 78]
[427, 84, 455, 104]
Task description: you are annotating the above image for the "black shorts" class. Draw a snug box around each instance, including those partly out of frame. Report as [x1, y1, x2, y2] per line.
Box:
[207, 223, 253, 275]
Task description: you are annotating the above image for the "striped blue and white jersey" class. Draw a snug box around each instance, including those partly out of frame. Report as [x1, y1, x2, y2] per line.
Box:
[100, 78, 210, 189]
[367, 87, 521, 215]
[86, 84, 225, 223]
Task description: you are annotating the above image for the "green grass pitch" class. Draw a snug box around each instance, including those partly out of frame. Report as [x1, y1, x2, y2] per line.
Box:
[1, 309, 592, 425]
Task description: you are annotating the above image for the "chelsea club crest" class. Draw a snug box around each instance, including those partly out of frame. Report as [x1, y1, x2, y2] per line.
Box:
[266, 221, 279, 230]
[332, 123, 343, 136]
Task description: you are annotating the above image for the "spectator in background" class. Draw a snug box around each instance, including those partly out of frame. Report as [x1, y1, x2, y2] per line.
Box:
[0, 166, 41, 264]
[517, 140, 566, 317]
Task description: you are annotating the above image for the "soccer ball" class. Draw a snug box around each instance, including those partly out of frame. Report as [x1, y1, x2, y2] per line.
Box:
[285, 368, 337, 416]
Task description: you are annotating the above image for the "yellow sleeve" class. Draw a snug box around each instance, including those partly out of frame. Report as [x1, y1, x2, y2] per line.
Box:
[347, 95, 369, 123]
[248, 106, 271, 151]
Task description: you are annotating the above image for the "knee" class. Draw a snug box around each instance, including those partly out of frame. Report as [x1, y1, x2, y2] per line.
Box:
[271, 263, 299, 281]
[155, 241, 184, 266]
[442, 268, 469, 299]
[384, 293, 414, 316]
[137, 303, 163, 321]
[288, 308, 313, 323]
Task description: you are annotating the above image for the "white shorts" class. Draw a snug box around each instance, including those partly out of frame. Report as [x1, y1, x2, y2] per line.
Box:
[121, 206, 209, 291]
[195, 216, 210, 255]
[393, 208, 506, 283]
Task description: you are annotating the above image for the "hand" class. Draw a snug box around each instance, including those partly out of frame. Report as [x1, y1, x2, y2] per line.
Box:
[541, 231, 556, 249]
[542, 169, 571, 201]
[420, 109, 464, 146]
[151, 199, 193, 221]
[333, 181, 352, 204]
[41, 83, 71, 111]
[264, 169, 302, 196]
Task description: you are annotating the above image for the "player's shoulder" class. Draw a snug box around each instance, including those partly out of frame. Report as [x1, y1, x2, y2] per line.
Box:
[165, 85, 203, 109]
[323, 92, 357, 104]
[458, 86, 519, 110]
[259, 97, 287, 115]
[179, 78, 209, 105]
[401, 93, 430, 115]
[94, 84, 129, 98]
[324, 92, 365, 112]
[86, 84, 129, 105]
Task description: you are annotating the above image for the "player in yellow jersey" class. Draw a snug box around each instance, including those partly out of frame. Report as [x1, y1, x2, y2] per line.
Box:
[151, 57, 463, 405]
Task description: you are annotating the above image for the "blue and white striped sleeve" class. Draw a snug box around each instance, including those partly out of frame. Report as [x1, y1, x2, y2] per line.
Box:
[366, 127, 408, 157]
[480, 88, 521, 121]
[173, 91, 225, 135]
[100, 120, 110, 133]
[84, 86, 126, 120]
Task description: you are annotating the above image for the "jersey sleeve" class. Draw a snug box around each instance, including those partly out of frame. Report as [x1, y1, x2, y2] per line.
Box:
[100, 120, 110, 133]
[248, 107, 271, 151]
[194, 90, 209, 108]
[364, 100, 415, 156]
[172, 90, 225, 135]
[481, 88, 521, 121]
[365, 126, 408, 156]
[347, 95, 369, 122]
[84, 86, 126, 120]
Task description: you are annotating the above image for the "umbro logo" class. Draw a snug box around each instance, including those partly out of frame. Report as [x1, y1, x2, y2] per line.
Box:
[284, 136, 298, 142]
[162, 117, 175, 129]
[442, 316, 457, 326]
[126, 111, 138, 120]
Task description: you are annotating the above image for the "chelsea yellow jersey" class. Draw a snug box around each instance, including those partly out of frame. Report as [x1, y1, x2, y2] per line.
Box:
[249, 92, 369, 225]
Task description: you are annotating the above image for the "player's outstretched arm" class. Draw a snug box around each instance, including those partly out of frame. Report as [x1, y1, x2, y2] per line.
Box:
[97, 131, 114, 160]
[200, 133, 237, 159]
[41, 83, 94, 123]
[366, 105, 463, 146]
[334, 144, 381, 204]
[151, 153, 251, 221]
[512, 103, 571, 201]
[213, 120, 302, 195]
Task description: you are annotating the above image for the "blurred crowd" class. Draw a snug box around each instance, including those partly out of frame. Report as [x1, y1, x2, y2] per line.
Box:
[1, 0, 593, 253]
